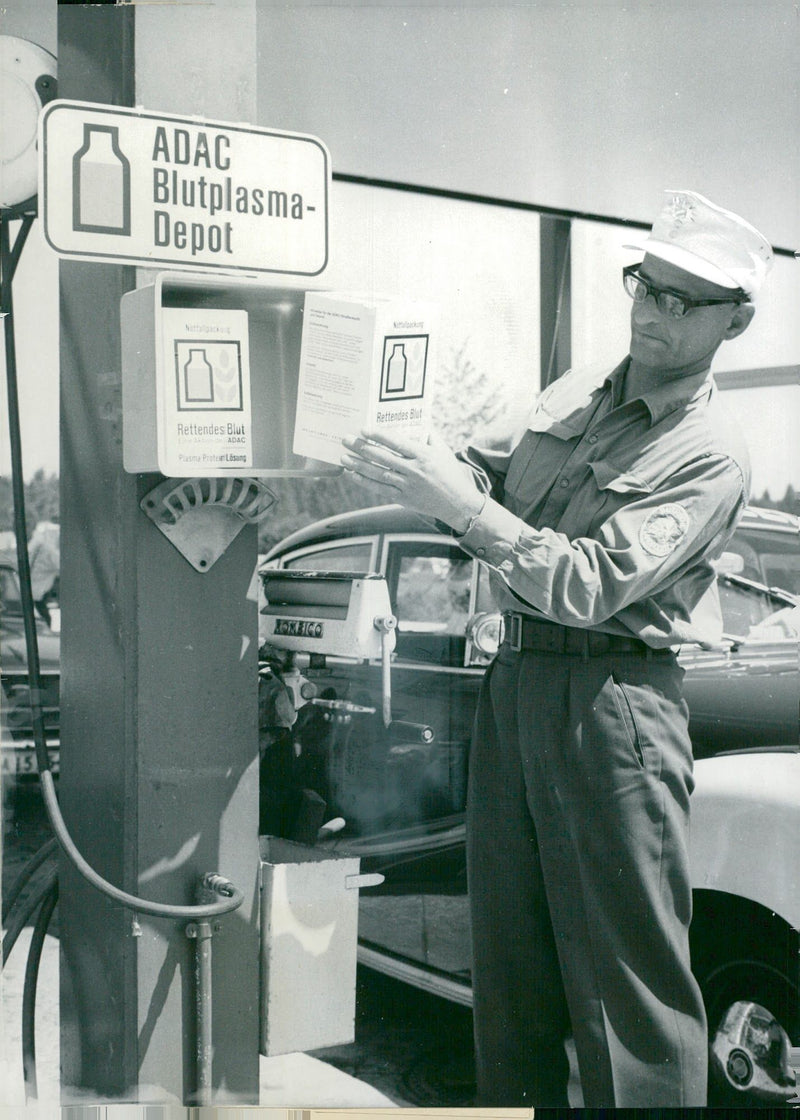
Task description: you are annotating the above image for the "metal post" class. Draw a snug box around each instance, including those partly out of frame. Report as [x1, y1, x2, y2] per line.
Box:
[540, 213, 572, 387]
[57, 4, 260, 1102]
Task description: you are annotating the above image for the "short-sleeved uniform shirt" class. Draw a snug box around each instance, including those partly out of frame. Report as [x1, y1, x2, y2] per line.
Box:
[457, 358, 751, 648]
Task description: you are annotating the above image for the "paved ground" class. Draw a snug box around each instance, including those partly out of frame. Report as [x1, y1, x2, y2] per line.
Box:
[1, 781, 483, 1109]
[6, 782, 798, 1110]
[2, 782, 398, 1110]
[314, 969, 478, 1107]
[0, 929, 398, 1109]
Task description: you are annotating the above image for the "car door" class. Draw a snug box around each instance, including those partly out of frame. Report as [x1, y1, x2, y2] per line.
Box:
[335, 534, 488, 984]
[680, 573, 799, 755]
[269, 531, 487, 832]
[377, 534, 485, 815]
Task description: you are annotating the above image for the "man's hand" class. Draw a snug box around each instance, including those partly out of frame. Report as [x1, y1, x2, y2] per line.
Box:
[341, 428, 484, 533]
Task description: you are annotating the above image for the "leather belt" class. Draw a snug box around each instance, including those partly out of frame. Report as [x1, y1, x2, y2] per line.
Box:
[501, 611, 669, 659]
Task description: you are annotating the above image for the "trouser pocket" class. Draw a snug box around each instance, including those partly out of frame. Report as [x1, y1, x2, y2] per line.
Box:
[610, 672, 646, 769]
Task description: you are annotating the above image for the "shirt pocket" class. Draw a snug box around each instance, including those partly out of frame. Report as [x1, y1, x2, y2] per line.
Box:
[589, 459, 654, 496]
[586, 459, 650, 518]
[505, 424, 577, 510]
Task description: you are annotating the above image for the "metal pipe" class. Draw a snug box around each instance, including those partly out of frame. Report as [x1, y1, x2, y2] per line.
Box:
[189, 919, 215, 1104]
[381, 630, 392, 727]
[373, 616, 396, 728]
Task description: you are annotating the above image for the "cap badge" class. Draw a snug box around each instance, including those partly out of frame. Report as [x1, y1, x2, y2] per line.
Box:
[666, 195, 697, 238]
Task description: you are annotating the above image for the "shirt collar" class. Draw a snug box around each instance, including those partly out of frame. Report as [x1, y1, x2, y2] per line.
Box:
[605, 357, 714, 426]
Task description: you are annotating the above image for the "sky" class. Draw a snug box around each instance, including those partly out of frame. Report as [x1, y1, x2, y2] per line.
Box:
[1, 0, 798, 501]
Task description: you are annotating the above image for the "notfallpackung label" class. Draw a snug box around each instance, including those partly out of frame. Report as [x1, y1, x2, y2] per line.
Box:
[159, 306, 252, 474]
[293, 291, 438, 466]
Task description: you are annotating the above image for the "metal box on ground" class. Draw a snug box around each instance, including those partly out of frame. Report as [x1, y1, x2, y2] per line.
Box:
[259, 834, 366, 1056]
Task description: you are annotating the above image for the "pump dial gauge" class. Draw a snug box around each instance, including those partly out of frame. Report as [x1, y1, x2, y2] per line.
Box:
[0, 35, 57, 210]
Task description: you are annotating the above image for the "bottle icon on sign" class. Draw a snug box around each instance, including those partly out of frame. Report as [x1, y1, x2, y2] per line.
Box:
[72, 123, 131, 235]
[386, 343, 408, 392]
[183, 349, 214, 403]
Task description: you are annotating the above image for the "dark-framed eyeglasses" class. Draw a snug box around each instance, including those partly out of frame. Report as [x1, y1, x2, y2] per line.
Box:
[622, 263, 748, 320]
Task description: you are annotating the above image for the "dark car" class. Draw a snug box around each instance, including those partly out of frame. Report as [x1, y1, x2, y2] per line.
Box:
[0, 561, 60, 781]
[259, 503, 800, 1105]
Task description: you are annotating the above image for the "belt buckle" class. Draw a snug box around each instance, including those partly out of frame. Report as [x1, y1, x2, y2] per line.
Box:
[507, 612, 522, 652]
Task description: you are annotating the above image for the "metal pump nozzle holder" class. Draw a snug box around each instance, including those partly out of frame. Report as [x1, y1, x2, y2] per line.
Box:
[141, 475, 277, 571]
[260, 570, 397, 725]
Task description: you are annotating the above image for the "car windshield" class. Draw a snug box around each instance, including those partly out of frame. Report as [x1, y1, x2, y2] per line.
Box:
[724, 528, 800, 595]
[719, 572, 799, 641]
[282, 541, 374, 572]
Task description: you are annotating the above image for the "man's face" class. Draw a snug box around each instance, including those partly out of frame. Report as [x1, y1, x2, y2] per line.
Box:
[628, 254, 753, 377]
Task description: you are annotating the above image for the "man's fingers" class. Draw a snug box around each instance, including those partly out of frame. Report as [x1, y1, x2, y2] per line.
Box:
[355, 428, 420, 459]
[341, 436, 411, 473]
[342, 462, 404, 492]
[340, 446, 397, 472]
[341, 453, 406, 488]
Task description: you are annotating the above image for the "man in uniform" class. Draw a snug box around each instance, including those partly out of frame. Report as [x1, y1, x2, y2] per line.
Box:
[341, 190, 773, 1107]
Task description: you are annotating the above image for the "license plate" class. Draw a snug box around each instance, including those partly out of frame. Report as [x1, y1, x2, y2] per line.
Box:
[0, 749, 59, 775]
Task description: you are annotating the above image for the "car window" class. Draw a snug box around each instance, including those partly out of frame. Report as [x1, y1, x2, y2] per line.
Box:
[728, 528, 800, 595]
[0, 567, 22, 617]
[385, 540, 474, 664]
[718, 575, 796, 639]
[754, 549, 800, 595]
[396, 553, 472, 632]
[281, 541, 375, 573]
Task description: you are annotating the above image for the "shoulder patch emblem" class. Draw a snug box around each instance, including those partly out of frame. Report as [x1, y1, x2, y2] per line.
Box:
[639, 503, 690, 557]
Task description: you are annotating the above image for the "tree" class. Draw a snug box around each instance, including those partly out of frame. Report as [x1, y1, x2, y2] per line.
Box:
[0, 471, 60, 533]
[753, 483, 799, 516]
[431, 340, 515, 449]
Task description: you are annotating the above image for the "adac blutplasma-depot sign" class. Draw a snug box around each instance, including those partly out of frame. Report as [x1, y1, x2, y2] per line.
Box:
[39, 101, 330, 275]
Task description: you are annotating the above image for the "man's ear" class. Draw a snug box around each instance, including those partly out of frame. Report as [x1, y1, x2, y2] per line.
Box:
[724, 301, 755, 340]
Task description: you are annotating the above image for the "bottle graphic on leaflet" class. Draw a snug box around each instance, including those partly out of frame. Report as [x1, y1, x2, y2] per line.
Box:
[386, 343, 408, 392]
[72, 124, 131, 235]
[183, 349, 214, 403]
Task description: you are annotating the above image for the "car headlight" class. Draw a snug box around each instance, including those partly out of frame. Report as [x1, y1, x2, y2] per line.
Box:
[467, 612, 503, 661]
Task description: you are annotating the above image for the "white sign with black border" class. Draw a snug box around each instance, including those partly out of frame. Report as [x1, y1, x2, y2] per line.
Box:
[159, 306, 253, 475]
[39, 99, 329, 276]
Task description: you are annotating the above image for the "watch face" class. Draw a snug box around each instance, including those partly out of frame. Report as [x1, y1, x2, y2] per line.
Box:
[0, 35, 57, 208]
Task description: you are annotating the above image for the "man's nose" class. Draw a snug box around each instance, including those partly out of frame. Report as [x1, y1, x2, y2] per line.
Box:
[632, 293, 662, 326]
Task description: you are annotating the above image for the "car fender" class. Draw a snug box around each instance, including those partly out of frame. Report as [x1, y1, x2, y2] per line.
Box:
[690, 750, 800, 930]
